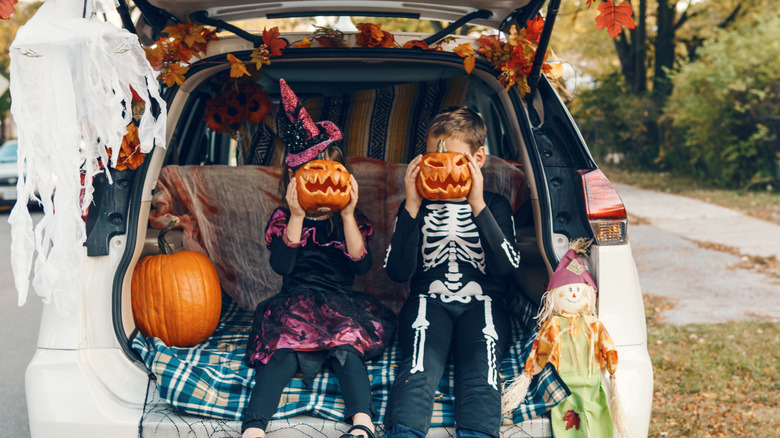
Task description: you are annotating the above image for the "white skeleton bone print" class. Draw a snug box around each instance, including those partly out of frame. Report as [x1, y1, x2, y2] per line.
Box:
[422, 203, 485, 295]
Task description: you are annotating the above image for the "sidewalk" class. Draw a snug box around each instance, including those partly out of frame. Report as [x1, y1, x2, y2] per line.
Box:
[613, 183, 780, 324]
[614, 183, 780, 261]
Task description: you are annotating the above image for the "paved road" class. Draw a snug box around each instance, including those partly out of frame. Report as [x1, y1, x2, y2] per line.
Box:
[0, 208, 42, 438]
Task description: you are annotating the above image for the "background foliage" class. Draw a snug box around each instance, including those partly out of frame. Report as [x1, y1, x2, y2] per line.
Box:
[559, 0, 780, 190]
[663, 15, 780, 189]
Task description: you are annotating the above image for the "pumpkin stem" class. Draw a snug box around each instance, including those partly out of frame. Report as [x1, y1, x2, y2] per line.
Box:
[158, 216, 181, 255]
[436, 139, 447, 153]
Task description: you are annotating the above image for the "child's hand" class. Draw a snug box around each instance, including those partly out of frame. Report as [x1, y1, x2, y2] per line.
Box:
[286, 178, 306, 219]
[465, 152, 486, 216]
[341, 175, 359, 218]
[404, 154, 423, 218]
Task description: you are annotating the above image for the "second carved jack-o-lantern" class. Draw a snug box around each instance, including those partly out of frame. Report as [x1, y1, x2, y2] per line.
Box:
[295, 159, 351, 213]
[415, 140, 472, 200]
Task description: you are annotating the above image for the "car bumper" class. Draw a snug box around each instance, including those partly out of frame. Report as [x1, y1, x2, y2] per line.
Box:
[26, 349, 145, 438]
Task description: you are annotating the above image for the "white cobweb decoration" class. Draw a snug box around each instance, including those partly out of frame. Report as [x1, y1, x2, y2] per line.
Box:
[8, 0, 166, 313]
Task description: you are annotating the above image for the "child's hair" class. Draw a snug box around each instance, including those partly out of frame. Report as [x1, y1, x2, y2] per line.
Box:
[279, 143, 349, 209]
[426, 106, 486, 153]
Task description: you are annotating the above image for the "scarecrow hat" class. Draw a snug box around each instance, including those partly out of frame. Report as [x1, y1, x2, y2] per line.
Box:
[279, 78, 342, 167]
[546, 238, 597, 291]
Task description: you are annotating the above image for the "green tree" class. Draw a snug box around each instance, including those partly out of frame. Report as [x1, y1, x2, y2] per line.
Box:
[664, 15, 780, 189]
[556, 0, 778, 170]
[0, 1, 42, 143]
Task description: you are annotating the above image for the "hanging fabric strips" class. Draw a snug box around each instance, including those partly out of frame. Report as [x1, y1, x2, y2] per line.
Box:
[8, 0, 166, 313]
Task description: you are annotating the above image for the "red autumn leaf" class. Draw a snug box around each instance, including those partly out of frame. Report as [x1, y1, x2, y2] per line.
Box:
[263, 27, 287, 56]
[595, 1, 636, 38]
[0, 0, 17, 20]
[525, 16, 545, 44]
[563, 410, 581, 431]
[316, 36, 342, 48]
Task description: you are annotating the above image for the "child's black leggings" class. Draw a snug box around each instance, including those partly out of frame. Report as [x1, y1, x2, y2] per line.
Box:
[242, 349, 374, 432]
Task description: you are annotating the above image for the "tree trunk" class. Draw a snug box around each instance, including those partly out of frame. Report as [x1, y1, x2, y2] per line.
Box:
[613, 0, 647, 95]
[653, 0, 676, 98]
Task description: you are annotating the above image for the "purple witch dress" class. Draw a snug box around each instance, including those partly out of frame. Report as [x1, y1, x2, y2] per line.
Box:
[244, 208, 396, 382]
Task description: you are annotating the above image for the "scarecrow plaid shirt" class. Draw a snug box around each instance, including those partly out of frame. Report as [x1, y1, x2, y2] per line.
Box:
[132, 298, 567, 426]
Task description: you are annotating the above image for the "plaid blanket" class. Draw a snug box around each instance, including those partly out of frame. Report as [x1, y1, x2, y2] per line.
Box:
[132, 297, 568, 426]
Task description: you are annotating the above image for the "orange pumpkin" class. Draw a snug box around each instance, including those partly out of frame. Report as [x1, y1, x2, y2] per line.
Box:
[131, 217, 222, 347]
[416, 140, 472, 200]
[295, 159, 352, 213]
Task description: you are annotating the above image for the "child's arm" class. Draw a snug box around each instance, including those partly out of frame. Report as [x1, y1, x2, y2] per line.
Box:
[402, 155, 423, 218]
[285, 178, 306, 242]
[383, 201, 420, 283]
[341, 176, 374, 275]
[472, 194, 521, 277]
[383, 157, 424, 282]
[266, 181, 307, 276]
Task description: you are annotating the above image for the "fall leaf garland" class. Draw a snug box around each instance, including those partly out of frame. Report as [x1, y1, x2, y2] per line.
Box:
[454, 18, 547, 97]
[144, 22, 218, 87]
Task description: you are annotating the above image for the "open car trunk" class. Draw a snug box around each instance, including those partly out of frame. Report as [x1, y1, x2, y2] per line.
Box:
[114, 45, 579, 436]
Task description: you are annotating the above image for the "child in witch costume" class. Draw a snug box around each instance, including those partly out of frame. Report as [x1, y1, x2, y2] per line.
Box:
[501, 238, 631, 438]
[383, 107, 521, 438]
[242, 79, 396, 438]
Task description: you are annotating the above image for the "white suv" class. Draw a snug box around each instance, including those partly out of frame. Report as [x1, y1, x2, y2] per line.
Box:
[22, 1, 652, 437]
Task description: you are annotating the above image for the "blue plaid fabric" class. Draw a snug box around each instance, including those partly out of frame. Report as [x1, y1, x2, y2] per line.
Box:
[132, 297, 567, 425]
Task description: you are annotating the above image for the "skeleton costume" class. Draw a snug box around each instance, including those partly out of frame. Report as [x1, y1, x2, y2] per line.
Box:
[242, 80, 396, 434]
[383, 194, 521, 438]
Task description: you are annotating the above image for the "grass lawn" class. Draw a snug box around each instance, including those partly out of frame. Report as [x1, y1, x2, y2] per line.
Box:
[599, 164, 780, 227]
[644, 295, 779, 437]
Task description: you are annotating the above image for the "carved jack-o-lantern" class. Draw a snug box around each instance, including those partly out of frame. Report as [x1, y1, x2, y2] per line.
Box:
[416, 140, 472, 200]
[295, 159, 351, 213]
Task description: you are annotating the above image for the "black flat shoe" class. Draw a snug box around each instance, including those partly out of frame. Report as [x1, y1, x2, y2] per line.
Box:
[339, 424, 376, 438]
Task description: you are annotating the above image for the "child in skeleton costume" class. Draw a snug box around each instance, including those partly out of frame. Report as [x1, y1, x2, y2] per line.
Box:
[383, 107, 521, 438]
[242, 79, 396, 438]
[501, 239, 631, 438]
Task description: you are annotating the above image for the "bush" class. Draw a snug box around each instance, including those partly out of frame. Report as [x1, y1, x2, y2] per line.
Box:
[571, 72, 660, 169]
[664, 16, 780, 189]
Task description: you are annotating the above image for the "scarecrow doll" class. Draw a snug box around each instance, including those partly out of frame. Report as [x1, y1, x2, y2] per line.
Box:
[502, 238, 631, 438]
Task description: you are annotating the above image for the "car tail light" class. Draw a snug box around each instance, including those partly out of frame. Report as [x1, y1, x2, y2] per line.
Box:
[578, 168, 628, 245]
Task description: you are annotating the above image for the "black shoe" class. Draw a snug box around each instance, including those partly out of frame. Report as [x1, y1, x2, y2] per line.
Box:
[339, 424, 376, 438]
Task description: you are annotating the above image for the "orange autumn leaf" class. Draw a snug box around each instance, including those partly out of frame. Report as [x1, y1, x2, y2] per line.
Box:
[262, 27, 287, 56]
[161, 62, 189, 87]
[144, 46, 165, 70]
[595, 1, 636, 38]
[115, 124, 145, 171]
[227, 54, 250, 78]
[292, 37, 313, 48]
[453, 43, 475, 74]
[1, 0, 17, 20]
[462, 56, 476, 74]
[403, 40, 430, 50]
[356, 23, 395, 48]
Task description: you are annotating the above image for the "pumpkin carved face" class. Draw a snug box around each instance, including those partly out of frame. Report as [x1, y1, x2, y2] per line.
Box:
[295, 159, 351, 213]
[416, 150, 472, 200]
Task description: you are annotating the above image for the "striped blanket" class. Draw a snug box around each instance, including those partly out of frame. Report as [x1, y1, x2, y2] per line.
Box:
[132, 296, 568, 427]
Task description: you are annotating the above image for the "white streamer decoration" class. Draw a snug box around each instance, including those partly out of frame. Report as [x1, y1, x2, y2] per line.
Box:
[8, 0, 166, 313]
